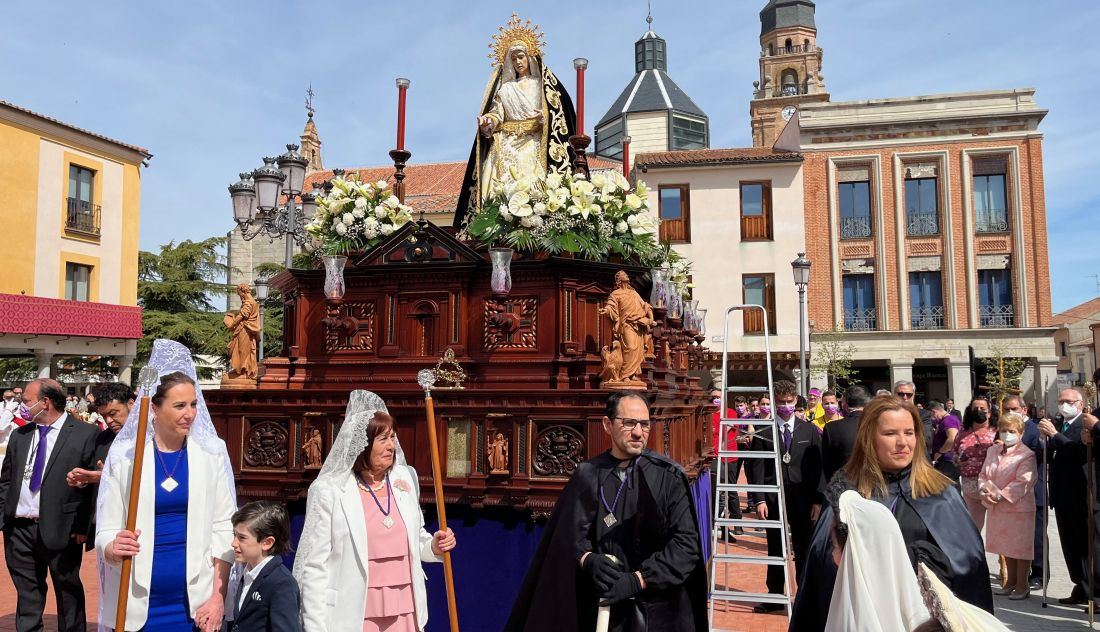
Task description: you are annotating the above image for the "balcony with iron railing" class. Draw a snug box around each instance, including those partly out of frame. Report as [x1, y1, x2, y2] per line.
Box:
[979, 304, 1014, 328]
[910, 306, 945, 330]
[840, 215, 872, 240]
[906, 211, 939, 236]
[843, 307, 877, 331]
[762, 44, 816, 57]
[976, 209, 1009, 233]
[65, 197, 101, 237]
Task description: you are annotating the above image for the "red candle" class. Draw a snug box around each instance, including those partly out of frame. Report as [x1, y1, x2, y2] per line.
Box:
[396, 78, 410, 150]
[622, 136, 631, 180]
[573, 58, 588, 136]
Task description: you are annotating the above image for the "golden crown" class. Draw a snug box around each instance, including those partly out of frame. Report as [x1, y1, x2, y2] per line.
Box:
[488, 13, 545, 67]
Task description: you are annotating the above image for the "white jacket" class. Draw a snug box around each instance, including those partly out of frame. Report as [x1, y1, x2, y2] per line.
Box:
[296, 464, 441, 632]
[96, 441, 236, 631]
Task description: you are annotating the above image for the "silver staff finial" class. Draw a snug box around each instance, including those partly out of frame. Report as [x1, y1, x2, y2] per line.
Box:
[417, 369, 436, 392]
[138, 365, 159, 394]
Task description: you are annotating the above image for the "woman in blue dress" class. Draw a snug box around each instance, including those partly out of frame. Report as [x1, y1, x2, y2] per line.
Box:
[96, 340, 237, 631]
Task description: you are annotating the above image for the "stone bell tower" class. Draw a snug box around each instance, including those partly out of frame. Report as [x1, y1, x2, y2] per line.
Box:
[749, 0, 829, 147]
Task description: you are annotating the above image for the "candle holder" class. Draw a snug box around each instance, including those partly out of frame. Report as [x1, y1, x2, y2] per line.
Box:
[650, 268, 669, 309]
[322, 255, 347, 300]
[489, 247, 513, 298]
[389, 149, 412, 205]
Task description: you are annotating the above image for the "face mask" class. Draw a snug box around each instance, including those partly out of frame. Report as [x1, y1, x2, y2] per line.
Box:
[1060, 403, 1079, 418]
[974, 410, 988, 423]
[795, 411, 806, 421]
[712, 398, 721, 406]
[737, 405, 748, 415]
[758, 405, 771, 417]
[18, 401, 41, 422]
[777, 404, 796, 419]
[823, 404, 839, 415]
[1000, 431, 1019, 446]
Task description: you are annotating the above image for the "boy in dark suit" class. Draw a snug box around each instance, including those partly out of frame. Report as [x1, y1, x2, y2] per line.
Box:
[229, 501, 302, 632]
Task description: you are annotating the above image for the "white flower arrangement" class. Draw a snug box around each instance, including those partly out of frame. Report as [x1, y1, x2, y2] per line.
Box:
[304, 172, 414, 255]
[466, 167, 661, 263]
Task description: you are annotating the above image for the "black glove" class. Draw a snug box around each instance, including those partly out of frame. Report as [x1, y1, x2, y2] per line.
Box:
[582, 554, 625, 592]
[599, 570, 642, 605]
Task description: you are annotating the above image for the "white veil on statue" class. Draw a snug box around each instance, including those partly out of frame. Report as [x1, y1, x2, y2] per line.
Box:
[95, 339, 237, 631]
[292, 389, 406, 584]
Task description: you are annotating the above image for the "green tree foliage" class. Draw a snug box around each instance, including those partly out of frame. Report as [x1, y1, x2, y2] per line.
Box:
[810, 323, 858, 391]
[252, 262, 285, 359]
[981, 344, 1030, 414]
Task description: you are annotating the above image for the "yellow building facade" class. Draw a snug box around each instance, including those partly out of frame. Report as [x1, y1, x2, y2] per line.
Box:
[0, 100, 149, 381]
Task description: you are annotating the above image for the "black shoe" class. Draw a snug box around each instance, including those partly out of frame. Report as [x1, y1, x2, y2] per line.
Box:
[733, 527, 745, 536]
[725, 533, 737, 544]
[752, 603, 784, 614]
[1058, 594, 1087, 605]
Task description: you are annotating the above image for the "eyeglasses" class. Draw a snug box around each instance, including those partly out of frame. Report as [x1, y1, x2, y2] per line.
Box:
[1057, 399, 1081, 405]
[616, 417, 652, 431]
[895, 392, 915, 399]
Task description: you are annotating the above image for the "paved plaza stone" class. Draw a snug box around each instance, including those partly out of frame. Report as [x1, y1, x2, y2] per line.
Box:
[0, 510, 1096, 630]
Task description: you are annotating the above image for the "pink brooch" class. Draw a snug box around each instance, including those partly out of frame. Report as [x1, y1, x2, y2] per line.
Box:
[393, 479, 411, 493]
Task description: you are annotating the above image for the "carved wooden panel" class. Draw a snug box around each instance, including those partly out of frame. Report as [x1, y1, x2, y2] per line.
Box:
[324, 301, 375, 353]
[244, 421, 289, 469]
[483, 297, 538, 351]
[532, 424, 585, 478]
[301, 413, 325, 470]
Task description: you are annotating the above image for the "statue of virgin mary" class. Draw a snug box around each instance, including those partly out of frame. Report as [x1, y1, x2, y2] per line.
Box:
[454, 14, 577, 228]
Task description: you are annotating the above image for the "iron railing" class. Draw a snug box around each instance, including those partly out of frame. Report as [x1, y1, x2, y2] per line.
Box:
[763, 44, 815, 57]
[979, 304, 1014, 328]
[910, 306, 945, 330]
[843, 307, 877, 331]
[906, 211, 939, 236]
[840, 215, 872, 239]
[976, 209, 1009, 233]
[66, 198, 101, 236]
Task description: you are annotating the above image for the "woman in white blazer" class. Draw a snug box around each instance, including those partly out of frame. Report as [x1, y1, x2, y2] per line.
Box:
[294, 391, 456, 632]
[95, 340, 237, 632]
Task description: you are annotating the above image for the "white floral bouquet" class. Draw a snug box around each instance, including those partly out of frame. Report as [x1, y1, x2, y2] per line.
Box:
[304, 172, 414, 255]
[466, 168, 661, 264]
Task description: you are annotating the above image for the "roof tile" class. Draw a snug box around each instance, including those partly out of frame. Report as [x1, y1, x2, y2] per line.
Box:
[635, 147, 802, 168]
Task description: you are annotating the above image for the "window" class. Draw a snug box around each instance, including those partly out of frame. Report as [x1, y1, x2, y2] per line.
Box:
[838, 179, 872, 239]
[595, 119, 624, 160]
[658, 185, 690, 243]
[909, 271, 944, 329]
[671, 115, 706, 151]
[742, 274, 776, 335]
[740, 182, 772, 241]
[1060, 341, 1068, 357]
[978, 269, 1013, 327]
[842, 273, 876, 330]
[905, 177, 939, 236]
[67, 165, 100, 235]
[974, 171, 1008, 233]
[780, 69, 799, 96]
[65, 263, 91, 301]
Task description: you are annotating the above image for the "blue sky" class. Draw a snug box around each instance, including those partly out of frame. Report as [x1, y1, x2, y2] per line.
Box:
[1, 0, 1097, 312]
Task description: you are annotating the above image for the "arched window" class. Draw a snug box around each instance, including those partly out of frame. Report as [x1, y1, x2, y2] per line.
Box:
[781, 69, 799, 96]
[785, 38, 793, 52]
[804, 38, 810, 50]
[768, 43, 775, 56]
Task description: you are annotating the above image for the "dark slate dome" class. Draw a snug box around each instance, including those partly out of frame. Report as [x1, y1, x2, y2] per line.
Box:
[760, 0, 816, 35]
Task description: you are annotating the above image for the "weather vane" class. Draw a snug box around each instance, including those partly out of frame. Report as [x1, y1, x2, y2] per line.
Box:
[305, 84, 316, 119]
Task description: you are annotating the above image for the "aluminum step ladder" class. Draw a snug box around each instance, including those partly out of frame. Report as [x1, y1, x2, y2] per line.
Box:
[708, 304, 794, 628]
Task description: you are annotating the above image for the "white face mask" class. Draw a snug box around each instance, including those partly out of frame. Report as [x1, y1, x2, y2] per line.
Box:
[1060, 402, 1080, 419]
[1000, 431, 1019, 446]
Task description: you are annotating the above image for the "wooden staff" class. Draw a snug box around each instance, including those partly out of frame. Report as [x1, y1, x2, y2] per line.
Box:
[116, 366, 159, 632]
[417, 369, 460, 632]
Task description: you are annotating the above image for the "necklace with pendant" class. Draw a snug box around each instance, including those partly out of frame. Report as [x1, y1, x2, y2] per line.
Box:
[362, 473, 395, 528]
[154, 440, 186, 493]
[599, 464, 632, 528]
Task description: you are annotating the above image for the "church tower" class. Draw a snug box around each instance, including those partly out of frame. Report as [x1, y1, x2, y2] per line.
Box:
[300, 85, 324, 173]
[749, 0, 829, 147]
[594, 14, 709, 168]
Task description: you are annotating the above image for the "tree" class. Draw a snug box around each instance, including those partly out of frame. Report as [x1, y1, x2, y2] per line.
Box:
[252, 262, 286, 359]
[137, 238, 231, 378]
[810, 323, 858, 391]
[980, 344, 1030, 414]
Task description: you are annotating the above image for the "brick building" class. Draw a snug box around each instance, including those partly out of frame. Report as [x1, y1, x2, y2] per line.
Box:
[756, 0, 1059, 406]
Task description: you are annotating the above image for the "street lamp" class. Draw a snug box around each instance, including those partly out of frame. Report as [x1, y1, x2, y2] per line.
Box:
[791, 252, 812, 396]
[253, 278, 270, 364]
[230, 144, 313, 268]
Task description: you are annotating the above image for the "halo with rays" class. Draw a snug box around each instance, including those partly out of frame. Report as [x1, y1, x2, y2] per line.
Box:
[488, 13, 545, 67]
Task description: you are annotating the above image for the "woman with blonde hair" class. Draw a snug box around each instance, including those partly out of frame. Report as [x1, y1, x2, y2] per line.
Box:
[978, 411, 1037, 599]
[790, 395, 993, 631]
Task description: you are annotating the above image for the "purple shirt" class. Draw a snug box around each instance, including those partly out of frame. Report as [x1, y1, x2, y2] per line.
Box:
[931, 414, 962, 460]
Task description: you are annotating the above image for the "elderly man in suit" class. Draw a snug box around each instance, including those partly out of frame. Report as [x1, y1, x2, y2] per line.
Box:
[820, 385, 871, 482]
[0, 378, 100, 632]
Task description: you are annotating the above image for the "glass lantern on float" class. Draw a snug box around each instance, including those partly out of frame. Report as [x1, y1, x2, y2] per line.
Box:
[695, 308, 708, 344]
[667, 286, 683, 322]
[322, 255, 347, 300]
[489, 248, 513, 298]
[684, 299, 699, 332]
[650, 268, 669, 310]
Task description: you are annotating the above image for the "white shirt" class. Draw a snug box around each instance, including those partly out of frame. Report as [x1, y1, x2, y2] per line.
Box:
[237, 555, 275, 613]
[779, 418, 795, 437]
[16, 413, 69, 518]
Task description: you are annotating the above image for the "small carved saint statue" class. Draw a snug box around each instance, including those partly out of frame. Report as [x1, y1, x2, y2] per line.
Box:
[488, 431, 509, 474]
[303, 427, 323, 469]
[224, 283, 261, 380]
[599, 271, 655, 389]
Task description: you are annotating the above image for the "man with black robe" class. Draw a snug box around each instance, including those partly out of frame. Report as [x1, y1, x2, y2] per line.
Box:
[505, 391, 707, 632]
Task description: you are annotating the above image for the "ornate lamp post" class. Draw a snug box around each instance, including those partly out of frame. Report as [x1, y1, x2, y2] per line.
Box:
[253, 278, 269, 363]
[791, 252, 812, 396]
[229, 144, 318, 268]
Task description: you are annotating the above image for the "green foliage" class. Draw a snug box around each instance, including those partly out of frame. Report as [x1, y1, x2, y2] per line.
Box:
[0, 358, 36, 384]
[138, 237, 229, 312]
[810, 323, 858, 391]
[981, 344, 1030, 413]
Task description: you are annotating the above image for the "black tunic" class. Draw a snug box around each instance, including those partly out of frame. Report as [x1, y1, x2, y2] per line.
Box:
[504, 450, 707, 632]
